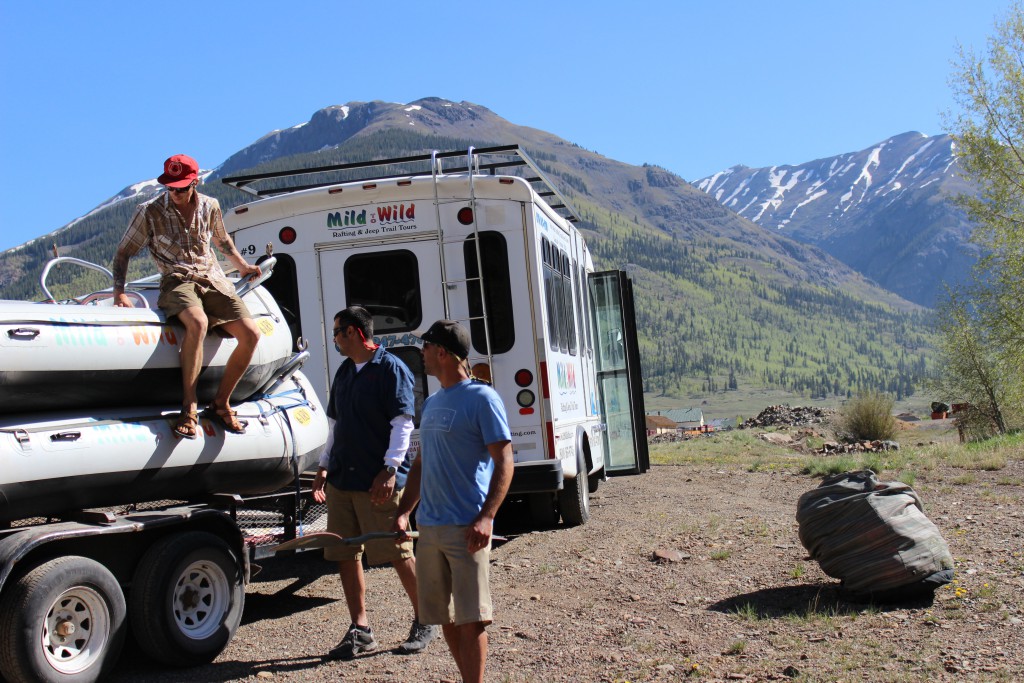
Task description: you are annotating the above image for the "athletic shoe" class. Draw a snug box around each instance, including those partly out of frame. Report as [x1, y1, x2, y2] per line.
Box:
[329, 624, 377, 659]
[397, 619, 438, 653]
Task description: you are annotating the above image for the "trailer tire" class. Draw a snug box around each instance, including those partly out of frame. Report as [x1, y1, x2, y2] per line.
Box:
[559, 450, 591, 527]
[0, 556, 126, 683]
[129, 531, 244, 666]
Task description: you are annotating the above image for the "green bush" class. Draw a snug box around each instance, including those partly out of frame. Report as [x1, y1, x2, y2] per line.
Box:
[838, 391, 897, 442]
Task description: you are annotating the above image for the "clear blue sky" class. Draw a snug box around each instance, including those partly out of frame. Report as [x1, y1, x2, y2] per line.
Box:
[0, 0, 1011, 252]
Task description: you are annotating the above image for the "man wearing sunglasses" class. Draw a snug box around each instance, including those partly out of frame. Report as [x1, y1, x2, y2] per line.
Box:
[393, 319, 513, 683]
[311, 306, 437, 659]
[110, 154, 262, 440]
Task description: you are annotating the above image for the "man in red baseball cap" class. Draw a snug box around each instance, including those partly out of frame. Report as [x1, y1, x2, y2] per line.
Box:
[111, 154, 263, 439]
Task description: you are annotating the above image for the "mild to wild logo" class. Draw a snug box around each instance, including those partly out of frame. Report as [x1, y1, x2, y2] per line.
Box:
[327, 203, 418, 238]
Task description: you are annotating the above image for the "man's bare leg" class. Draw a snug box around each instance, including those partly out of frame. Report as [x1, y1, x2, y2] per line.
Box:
[338, 559, 368, 627]
[175, 306, 208, 414]
[392, 556, 420, 617]
[212, 317, 260, 408]
[441, 621, 487, 683]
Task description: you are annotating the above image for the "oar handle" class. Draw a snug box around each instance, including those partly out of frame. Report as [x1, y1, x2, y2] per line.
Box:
[344, 530, 419, 543]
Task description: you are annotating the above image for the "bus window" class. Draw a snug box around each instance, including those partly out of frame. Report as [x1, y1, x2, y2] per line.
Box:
[256, 252, 302, 351]
[574, 260, 590, 356]
[464, 231, 514, 354]
[388, 346, 426, 427]
[343, 250, 422, 333]
[542, 238, 559, 351]
[551, 246, 567, 352]
[561, 252, 577, 356]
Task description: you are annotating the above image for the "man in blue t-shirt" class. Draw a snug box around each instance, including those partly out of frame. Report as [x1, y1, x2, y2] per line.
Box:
[394, 320, 513, 683]
[312, 306, 437, 659]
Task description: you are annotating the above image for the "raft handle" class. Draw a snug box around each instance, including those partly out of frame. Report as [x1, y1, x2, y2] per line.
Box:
[50, 431, 82, 442]
[235, 256, 277, 298]
[7, 327, 40, 340]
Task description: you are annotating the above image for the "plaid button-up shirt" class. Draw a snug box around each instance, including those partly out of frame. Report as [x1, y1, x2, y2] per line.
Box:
[113, 191, 234, 295]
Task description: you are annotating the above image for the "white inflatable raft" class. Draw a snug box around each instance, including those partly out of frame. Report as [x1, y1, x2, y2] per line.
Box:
[0, 256, 294, 413]
[0, 368, 326, 523]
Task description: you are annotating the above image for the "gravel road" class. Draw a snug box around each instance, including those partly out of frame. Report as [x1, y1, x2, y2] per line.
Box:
[109, 457, 1024, 682]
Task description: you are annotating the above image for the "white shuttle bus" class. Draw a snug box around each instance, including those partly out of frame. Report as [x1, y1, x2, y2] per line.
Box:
[222, 146, 648, 526]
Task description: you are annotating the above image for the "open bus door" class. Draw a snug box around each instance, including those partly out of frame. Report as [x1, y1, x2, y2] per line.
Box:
[589, 270, 649, 475]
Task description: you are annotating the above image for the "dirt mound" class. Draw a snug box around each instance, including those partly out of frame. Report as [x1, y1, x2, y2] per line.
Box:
[740, 404, 836, 429]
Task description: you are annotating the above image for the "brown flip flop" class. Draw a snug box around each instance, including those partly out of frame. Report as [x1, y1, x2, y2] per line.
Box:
[207, 405, 247, 434]
[173, 410, 200, 440]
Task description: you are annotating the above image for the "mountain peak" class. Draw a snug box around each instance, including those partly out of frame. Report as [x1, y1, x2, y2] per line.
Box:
[693, 132, 974, 306]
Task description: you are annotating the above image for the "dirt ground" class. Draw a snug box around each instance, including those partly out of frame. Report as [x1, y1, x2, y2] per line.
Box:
[110, 446, 1024, 683]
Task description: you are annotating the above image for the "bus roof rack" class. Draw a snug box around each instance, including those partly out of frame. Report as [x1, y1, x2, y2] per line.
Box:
[220, 144, 580, 223]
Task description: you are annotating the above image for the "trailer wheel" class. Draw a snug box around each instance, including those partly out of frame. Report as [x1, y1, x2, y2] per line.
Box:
[0, 556, 126, 683]
[129, 531, 244, 666]
[558, 450, 591, 527]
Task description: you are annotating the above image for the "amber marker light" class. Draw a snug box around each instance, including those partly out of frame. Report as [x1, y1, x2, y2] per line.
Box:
[471, 363, 492, 384]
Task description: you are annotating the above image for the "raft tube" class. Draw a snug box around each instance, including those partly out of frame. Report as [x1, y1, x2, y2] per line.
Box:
[0, 271, 293, 414]
[0, 369, 326, 523]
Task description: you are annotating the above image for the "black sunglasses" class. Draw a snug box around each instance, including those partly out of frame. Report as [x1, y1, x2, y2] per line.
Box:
[169, 184, 193, 194]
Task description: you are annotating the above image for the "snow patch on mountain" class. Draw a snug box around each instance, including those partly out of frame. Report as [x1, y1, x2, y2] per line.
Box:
[692, 131, 975, 307]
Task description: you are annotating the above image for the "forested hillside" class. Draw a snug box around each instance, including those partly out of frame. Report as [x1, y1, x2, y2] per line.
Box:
[0, 114, 934, 400]
[575, 199, 930, 399]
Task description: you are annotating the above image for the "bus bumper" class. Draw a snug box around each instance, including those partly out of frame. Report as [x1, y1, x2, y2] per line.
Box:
[508, 461, 564, 495]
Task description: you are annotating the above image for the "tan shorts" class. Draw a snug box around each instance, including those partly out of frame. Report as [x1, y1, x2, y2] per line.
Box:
[158, 277, 251, 328]
[324, 482, 414, 565]
[416, 525, 492, 626]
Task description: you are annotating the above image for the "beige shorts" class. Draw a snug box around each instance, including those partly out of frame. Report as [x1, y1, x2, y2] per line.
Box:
[324, 482, 414, 565]
[416, 525, 492, 626]
[158, 277, 251, 328]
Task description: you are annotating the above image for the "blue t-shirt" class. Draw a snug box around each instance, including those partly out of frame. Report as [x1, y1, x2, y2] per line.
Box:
[325, 345, 415, 491]
[418, 379, 511, 526]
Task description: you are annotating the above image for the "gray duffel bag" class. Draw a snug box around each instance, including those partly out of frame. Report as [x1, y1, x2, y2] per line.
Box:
[796, 470, 955, 601]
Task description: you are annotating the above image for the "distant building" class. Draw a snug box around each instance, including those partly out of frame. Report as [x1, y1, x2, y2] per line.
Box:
[658, 408, 705, 431]
[646, 414, 678, 436]
[707, 417, 733, 431]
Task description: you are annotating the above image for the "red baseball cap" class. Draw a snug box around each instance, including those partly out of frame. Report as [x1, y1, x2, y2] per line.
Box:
[158, 154, 199, 187]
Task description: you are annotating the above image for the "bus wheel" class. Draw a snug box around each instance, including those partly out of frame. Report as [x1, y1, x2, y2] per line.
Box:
[559, 450, 591, 526]
[0, 556, 126, 683]
[129, 531, 245, 666]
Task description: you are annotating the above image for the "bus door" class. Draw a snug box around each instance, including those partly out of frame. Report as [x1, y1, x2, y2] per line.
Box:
[316, 240, 443, 420]
[588, 270, 649, 475]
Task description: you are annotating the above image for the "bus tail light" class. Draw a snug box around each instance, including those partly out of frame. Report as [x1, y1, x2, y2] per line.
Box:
[457, 207, 474, 225]
[546, 421, 555, 459]
[279, 227, 297, 245]
[516, 389, 535, 408]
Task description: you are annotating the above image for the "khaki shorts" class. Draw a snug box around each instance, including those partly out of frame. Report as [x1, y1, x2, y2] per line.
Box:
[324, 482, 414, 565]
[416, 525, 492, 626]
[158, 277, 251, 328]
